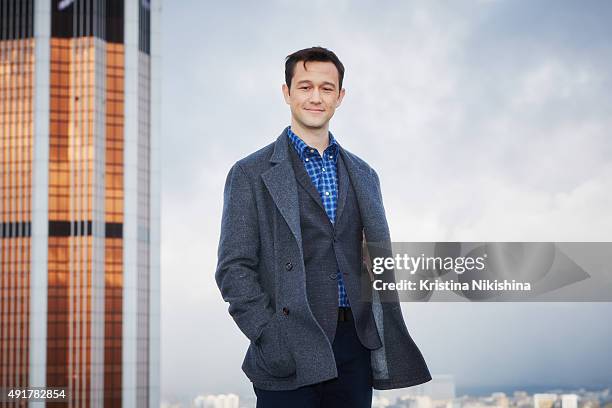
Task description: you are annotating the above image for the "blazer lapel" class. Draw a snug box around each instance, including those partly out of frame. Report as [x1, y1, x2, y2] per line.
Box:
[261, 129, 390, 250]
[334, 152, 349, 225]
[288, 145, 328, 215]
[261, 129, 303, 248]
[339, 146, 391, 245]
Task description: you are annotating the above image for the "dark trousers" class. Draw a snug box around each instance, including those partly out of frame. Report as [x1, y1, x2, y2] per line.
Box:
[254, 308, 373, 408]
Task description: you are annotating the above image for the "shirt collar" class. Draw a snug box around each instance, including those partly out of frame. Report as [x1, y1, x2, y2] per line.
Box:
[287, 126, 339, 163]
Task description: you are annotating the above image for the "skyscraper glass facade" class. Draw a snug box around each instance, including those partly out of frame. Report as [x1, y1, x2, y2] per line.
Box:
[0, 1, 159, 407]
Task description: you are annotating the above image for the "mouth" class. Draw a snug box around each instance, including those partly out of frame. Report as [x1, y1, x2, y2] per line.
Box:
[304, 108, 325, 114]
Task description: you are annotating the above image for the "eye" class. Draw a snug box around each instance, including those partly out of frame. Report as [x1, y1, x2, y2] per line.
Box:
[299, 86, 309, 90]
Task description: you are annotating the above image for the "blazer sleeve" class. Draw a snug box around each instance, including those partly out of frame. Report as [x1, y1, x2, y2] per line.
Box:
[215, 162, 275, 342]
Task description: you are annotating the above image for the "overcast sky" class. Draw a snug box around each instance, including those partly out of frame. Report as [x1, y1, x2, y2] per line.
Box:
[158, 0, 612, 402]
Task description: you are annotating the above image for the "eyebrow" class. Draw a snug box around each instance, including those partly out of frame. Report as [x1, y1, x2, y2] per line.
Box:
[296, 80, 337, 88]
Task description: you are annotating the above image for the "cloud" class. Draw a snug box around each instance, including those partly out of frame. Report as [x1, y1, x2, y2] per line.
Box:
[159, 0, 612, 401]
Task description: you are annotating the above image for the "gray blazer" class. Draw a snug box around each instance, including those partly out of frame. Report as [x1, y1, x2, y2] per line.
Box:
[215, 128, 432, 391]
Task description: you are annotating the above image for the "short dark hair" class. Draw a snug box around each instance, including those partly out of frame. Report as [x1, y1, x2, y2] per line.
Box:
[285, 46, 345, 93]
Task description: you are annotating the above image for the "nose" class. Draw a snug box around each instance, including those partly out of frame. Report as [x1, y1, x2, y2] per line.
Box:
[309, 87, 322, 103]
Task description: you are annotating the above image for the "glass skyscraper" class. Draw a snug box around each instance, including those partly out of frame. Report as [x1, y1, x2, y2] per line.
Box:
[0, 1, 160, 406]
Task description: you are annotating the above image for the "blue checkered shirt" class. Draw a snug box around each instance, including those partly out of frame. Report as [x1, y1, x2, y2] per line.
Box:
[287, 126, 350, 307]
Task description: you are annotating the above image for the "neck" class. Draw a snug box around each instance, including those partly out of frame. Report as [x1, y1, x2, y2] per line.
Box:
[290, 119, 330, 155]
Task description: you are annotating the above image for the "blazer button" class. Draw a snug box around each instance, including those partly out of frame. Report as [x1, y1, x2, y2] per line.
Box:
[329, 273, 338, 280]
[285, 262, 293, 271]
[282, 307, 290, 316]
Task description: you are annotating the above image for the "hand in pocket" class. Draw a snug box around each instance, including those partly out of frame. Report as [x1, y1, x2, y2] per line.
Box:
[254, 312, 296, 378]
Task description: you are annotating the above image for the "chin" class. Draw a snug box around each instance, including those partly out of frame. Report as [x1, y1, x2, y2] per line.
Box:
[304, 121, 327, 129]
[295, 117, 324, 128]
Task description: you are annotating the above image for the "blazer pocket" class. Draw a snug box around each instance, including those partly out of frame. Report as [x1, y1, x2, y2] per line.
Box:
[253, 311, 296, 378]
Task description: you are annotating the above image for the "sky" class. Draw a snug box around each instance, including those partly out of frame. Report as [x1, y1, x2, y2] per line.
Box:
[158, 0, 612, 402]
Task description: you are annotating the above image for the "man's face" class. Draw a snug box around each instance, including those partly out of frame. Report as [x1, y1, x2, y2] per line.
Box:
[282, 60, 345, 130]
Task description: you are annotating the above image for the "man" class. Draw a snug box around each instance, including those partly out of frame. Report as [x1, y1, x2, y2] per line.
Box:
[215, 46, 431, 408]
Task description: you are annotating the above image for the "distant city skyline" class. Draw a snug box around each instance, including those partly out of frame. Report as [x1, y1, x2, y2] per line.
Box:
[160, 380, 612, 408]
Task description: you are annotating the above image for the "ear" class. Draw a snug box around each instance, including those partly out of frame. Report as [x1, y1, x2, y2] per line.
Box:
[335, 88, 346, 108]
[282, 83, 291, 104]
